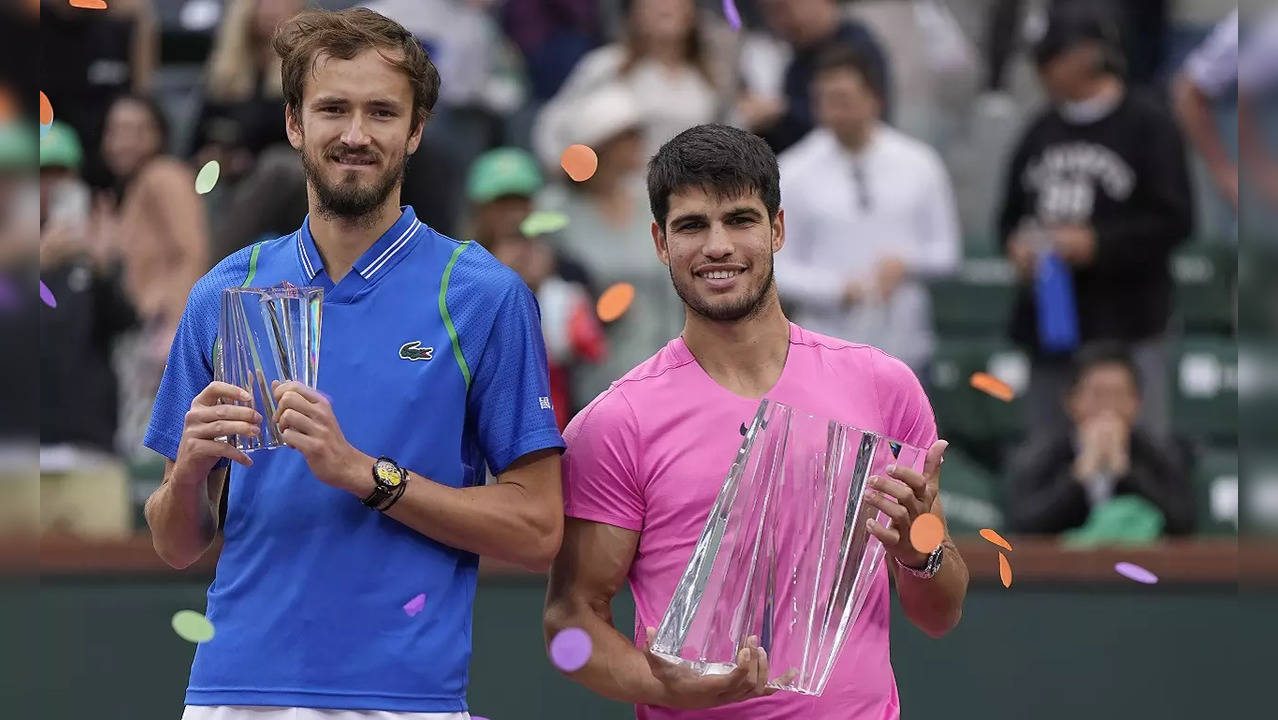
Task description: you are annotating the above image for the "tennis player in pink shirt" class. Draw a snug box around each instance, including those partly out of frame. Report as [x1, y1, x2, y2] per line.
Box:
[544, 124, 969, 719]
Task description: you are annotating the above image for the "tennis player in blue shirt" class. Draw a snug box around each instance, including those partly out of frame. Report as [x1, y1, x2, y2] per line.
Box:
[143, 9, 564, 720]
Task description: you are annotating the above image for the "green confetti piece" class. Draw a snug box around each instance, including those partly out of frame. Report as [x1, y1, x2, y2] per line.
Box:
[519, 211, 569, 238]
[195, 160, 221, 195]
[171, 610, 215, 643]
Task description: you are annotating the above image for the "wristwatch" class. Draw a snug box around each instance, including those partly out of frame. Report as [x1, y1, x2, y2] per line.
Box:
[896, 544, 944, 580]
[363, 456, 407, 511]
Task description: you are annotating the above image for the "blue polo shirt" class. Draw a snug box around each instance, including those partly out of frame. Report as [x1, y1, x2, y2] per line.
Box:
[144, 207, 564, 712]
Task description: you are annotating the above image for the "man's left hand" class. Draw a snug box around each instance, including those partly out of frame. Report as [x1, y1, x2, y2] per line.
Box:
[1051, 225, 1097, 266]
[865, 439, 948, 569]
[272, 381, 364, 492]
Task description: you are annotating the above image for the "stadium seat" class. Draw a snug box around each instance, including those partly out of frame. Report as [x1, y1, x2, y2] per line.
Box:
[1172, 336, 1238, 442]
[1192, 447, 1238, 535]
[928, 338, 1028, 445]
[1172, 243, 1235, 335]
[928, 258, 1017, 338]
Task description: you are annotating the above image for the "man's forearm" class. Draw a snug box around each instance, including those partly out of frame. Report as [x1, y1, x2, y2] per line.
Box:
[334, 452, 561, 570]
[145, 469, 219, 569]
[544, 600, 666, 706]
[894, 538, 968, 638]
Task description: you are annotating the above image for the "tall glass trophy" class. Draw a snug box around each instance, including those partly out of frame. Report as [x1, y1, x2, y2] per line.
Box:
[214, 282, 323, 452]
[649, 399, 925, 696]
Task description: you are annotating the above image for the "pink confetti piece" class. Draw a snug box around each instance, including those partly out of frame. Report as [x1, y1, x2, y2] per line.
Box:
[549, 627, 592, 673]
[39, 280, 56, 308]
[1114, 562, 1158, 584]
[402, 593, 426, 617]
[722, 0, 741, 30]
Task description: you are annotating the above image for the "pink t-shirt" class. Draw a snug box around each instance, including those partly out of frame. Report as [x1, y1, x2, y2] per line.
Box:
[561, 323, 938, 720]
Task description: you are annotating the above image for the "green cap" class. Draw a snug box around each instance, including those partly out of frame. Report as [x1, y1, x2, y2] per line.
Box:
[40, 120, 83, 170]
[0, 121, 36, 171]
[466, 147, 542, 204]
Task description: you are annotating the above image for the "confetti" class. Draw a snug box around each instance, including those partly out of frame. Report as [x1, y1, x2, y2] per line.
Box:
[549, 627, 592, 673]
[969, 371, 1014, 402]
[39, 91, 53, 125]
[560, 144, 598, 182]
[519, 210, 569, 238]
[908, 512, 944, 555]
[596, 282, 635, 323]
[722, 0, 741, 31]
[1114, 562, 1158, 584]
[998, 552, 1012, 588]
[39, 280, 56, 308]
[195, 160, 221, 194]
[69, 0, 109, 8]
[171, 610, 216, 643]
[402, 593, 426, 617]
[979, 528, 1013, 552]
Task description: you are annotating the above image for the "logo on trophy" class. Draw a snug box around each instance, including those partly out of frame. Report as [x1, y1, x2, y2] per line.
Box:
[649, 399, 925, 696]
[214, 282, 324, 451]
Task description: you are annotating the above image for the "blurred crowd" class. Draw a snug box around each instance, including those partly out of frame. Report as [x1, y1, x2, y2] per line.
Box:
[20, 0, 1268, 542]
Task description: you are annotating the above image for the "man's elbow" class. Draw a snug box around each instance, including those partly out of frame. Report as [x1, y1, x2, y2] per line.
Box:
[518, 510, 563, 572]
[918, 607, 963, 639]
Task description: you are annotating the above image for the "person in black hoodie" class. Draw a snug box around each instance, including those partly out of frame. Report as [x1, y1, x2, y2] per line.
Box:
[997, 4, 1192, 446]
[1007, 342, 1195, 536]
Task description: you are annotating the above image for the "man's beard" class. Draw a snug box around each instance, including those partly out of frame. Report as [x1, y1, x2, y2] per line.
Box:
[670, 257, 776, 323]
[301, 141, 406, 223]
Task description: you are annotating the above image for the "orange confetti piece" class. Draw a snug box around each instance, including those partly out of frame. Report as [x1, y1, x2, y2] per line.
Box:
[596, 282, 635, 323]
[979, 528, 1013, 552]
[39, 91, 53, 125]
[69, 0, 109, 9]
[560, 144, 598, 182]
[969, 371, 1014, 402]
[998, 552, 1012, 588]
[908, 513, 944, 555]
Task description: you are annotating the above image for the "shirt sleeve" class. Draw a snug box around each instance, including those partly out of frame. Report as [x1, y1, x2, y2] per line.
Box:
[870, 347, 939, 453]
[464, 275, 566, 475]
[143, 283, 219, 462]
[561, 387, 645, 532]
[1183, 9, 1239, 98]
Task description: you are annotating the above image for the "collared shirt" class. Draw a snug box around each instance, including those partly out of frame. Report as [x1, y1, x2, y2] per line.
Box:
[775, 125, 960, 370]
[145, 207, 564, 713]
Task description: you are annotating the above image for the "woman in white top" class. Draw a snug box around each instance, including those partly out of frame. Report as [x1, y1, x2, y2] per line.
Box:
[533, 0, 728, 167]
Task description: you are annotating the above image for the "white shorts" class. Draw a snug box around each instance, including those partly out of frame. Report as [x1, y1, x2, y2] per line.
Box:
[181, 706, 470, 720]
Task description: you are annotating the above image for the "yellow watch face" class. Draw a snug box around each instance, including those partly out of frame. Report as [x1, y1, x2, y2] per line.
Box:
[375, 462, 401, 485]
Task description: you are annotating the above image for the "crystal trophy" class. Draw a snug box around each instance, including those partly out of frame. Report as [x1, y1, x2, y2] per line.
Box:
[649, 399, 926, 696]
[214, 282, 323, 452]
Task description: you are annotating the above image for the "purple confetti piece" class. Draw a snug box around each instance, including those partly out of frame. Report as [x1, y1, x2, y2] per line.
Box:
[722, 0, 741, 30]
[39, 280, 57, 308]
[402, 593, 426, 617]
[1114, 562, 1158, 584]
[549, 627, 592, 673]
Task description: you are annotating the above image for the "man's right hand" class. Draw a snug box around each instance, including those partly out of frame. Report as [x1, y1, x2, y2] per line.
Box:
[172, 382, 261, 486]
[643, 627, 784, 711]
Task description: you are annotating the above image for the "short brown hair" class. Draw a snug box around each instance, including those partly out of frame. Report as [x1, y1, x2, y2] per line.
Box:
[272, 8, 441, 131]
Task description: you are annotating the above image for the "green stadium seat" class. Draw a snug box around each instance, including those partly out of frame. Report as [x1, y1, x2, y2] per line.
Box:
[928, 258, 1017, 338]
[1172, 337, 1238, 442]
[1172, 244, 1235, 335]
[928, 338, 1028, 445]
[1192, 447, 1238, 535]
[935, 446, 1005, 535]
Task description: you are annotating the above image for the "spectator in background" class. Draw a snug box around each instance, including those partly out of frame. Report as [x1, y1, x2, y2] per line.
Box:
[38, 121, 137, 538]
[538, 83, 683, 409]
[501, 0, 601, 102]
[776, 45, 959, 374]
[744, 0, 889, 154]
[998, 5, 1191, 446]
[534, 0, 727, 168]
[1172, 9, 1239, 212]
[99, 93, 210, 458]
[466, 146, 594, 292]
[195, 0, 309, 260]
[1008, 343, 1195, 536]
[40, 0, 158, 190]
[486, 230, 607, 430]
